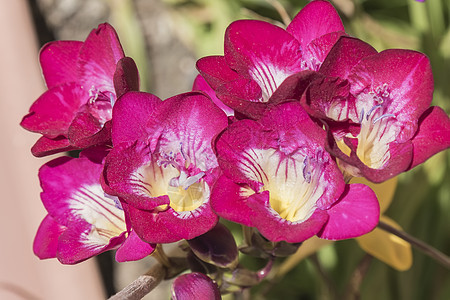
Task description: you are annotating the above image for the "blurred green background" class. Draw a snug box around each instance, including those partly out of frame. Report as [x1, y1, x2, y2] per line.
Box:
[30, 0, 449, 299]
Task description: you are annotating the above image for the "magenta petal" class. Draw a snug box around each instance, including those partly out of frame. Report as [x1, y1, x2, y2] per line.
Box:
[128, 203, 219, 244]
[114, 57, 140, 98]
[115, 230, 155, 262]
[350, 49, 434, 126]
[68, 110, 104, 146]
[268, 70, 319, 105]
[147, 92, 228, 169]
[33, 215, 66, 259]
[303, 31, 347, 71]
[78, 23, 125, 92]
[111, 91, 163, 144]
[318, 183, 379, 240]
[247, 193, 329, 243]
[193, 74, 234, 116]
[57, 223, 126, 264]
[20, 83, 88, 137]
[39, 41, 83, 89]
[196, 56, 239, 89]
[410, 106, 450, 169]
[211, 175, 258, 227]
[319, 36, 377, 79]
[225, 20, 303, 98]
[103, 141, 170, 210]
[216, 79, 266, 119]
[172, 273, 221, 300]
[287, 0, 344, 50]
[31, 135, 77, 157]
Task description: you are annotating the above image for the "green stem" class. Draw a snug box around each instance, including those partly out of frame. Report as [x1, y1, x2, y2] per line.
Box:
[378, 220, 450, 269]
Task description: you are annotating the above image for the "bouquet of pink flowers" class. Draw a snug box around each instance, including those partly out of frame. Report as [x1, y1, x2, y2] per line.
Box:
[21, 1, 449, 298]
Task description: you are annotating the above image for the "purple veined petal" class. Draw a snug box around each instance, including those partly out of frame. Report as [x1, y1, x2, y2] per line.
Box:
[349, 49, 434, 142]
[113, 57, 140, 98]
[102, 140, 171, 211]
[214, 103, 346, 242]
[287, 0, 344, 52]
[31, 135, 78, 157]
[39, 40, 83, 89]
[20, 83, 89, 138]
[111, 91, 163, 145]
[172, 273, 221, 300]
[38, 152, 129, 263]
[115, 230, 155, 262]
[128, 199, 219, 244]
[147, 92, 228, 172]
[224, 20, 304, 101]
[409, 106, 450, 169]
[33, 215, 66, 259]
[319, 36, 378, 79]
[196, 55, 239, 90]
[78, 23, 125, 93]
[193, 74, 234, 116]
[317, 183, 379, 240]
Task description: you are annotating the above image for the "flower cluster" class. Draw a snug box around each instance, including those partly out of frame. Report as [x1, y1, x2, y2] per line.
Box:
[22, 0, 449, 297]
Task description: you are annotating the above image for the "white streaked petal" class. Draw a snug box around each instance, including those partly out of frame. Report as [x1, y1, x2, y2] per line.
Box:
[69, 183, 126, 245]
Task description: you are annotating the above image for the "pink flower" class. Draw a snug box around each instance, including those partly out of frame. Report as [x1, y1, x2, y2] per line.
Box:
[102, 91, 228, 243]
[211, 102, 379, 243]
[196, 0, 345, 119]
[304, 37, 450, 182]
[33, 148, 154, 264]
[21, 23, 139, 157]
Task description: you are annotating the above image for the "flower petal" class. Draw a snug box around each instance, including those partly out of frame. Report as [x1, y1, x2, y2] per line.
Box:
[113, 57, 140, 98]
[20, 83, 88, 138]
[128, 202, 219, 244]
[196, 55, 239, 89]
[318, 183, 379, 240]
[111, 91, 163, 145]
[287, 0, 344, 51]
[78, 23, 125, 92]
[115, 230, 155, 262]
[192, 74, 234, 116]
[319, 36, 377, 79]
[225, 20, 303, 100]
[39, 41, 83, 89]
[409, 106, 450, 169]
[33, 215, 66, 259]
[30, 135, 77, 157]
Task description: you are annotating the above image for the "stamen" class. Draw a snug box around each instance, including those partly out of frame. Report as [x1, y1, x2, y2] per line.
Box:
[373, 113, 395, 124]
[366, 104, 382, 120]
[359, 108, 365, 123]
[104, 193, 123, 210]
[181, 172, 205, 190]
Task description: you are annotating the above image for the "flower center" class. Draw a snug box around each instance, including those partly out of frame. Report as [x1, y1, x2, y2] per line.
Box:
[139, 147, 208, 212]
[240, 148, 326, 222]
[355, 84, 397, 169]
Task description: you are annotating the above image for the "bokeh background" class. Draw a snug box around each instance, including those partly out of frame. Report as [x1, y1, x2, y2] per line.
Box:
[1, 0, 448, 299]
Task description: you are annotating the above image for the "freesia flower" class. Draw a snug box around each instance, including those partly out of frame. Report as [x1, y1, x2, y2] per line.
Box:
[211, 102, 379, 243]
[102, 91, 228, 243]
[21, 23, 139, 157]
[196, 0, 345, 119]
[33, 148, 154, 264]
[305, 36, 450, 182]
